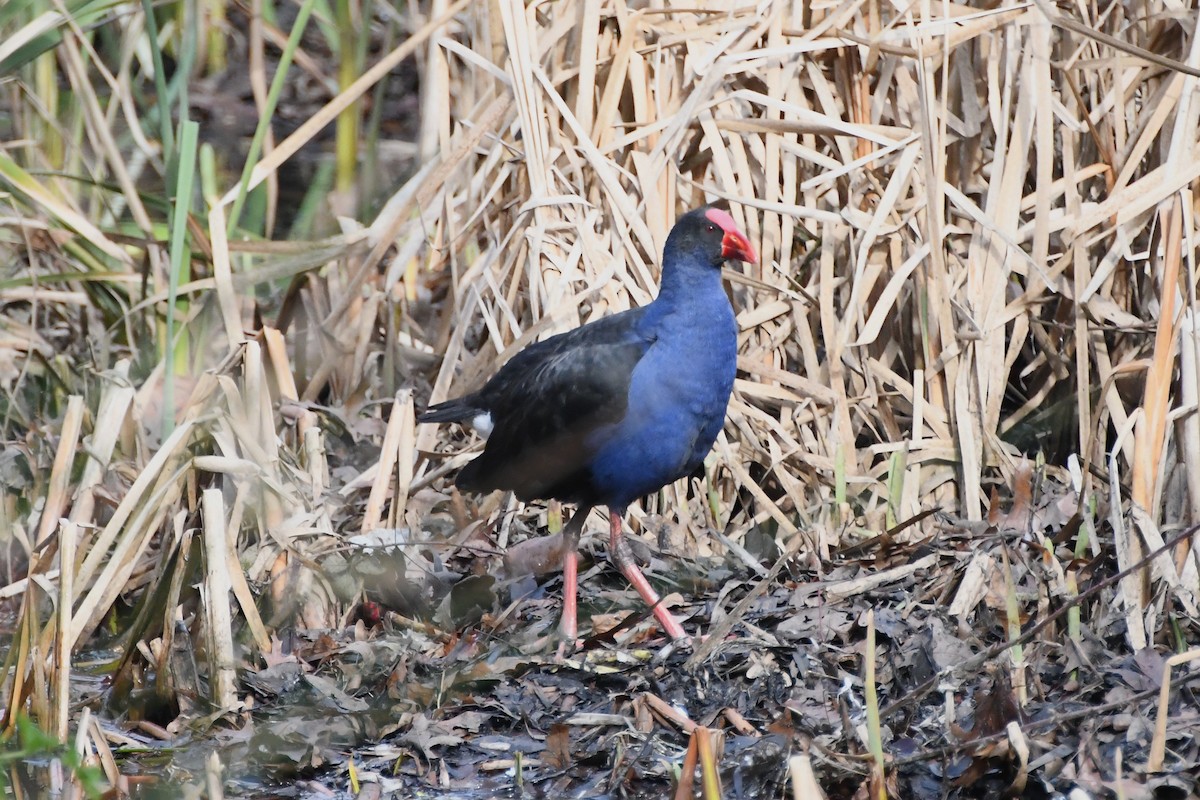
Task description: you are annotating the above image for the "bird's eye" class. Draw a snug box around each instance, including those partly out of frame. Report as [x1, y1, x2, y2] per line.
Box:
[706, 224, 716, 232]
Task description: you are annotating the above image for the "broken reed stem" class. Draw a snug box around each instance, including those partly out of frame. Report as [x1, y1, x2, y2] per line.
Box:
[304, 425, 328, 499]
[1066, 570, 1081, 683]
[74, 707, 96, 779]
[1005, 722, 1031, 794]
[363, 390, 413, 533]
[1001, 548, 1027, 706]
[788, 754, 823, 800]
[36, 395, 85, 547]
[1108, 444, 1146, 652]
[206, 751, 225, 800]
[55, 521, 76, 742]
[642, 691, 697, 733]
[70, 362, 135, 529]
[207, 201, 244, 350]
[696, 726, 723, 800]
[674, 732, 698, 800]
[391, 390, 416, 530]
[201, 489, 238, 710]
[1121, 196, 1184, 647]
[1148, 647, 1200, 771]
[864, 610, 886, 800]
[70, 421, 195, 648]
[91, 710, 124, 787]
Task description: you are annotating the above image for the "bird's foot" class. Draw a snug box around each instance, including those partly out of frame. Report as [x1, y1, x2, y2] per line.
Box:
[554, 640, 581, 662]
[649, 635, 682, 662]
[554, 630, 587, 661]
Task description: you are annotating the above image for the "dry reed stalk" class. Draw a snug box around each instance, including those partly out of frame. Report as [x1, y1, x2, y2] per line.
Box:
[788, 753, 825, 800]
[1148, 646, 1200, 771]
[208, 202, 245, 350]
[201, 488, 238, 711]
[35, 396, 84, 547]
[206, 751, 226, 800]
[193, 472, 272, 653]
[69, 364, 134, 524]
[55, 521, 76, 742]
[364, 390, 415, 533]
[215, 0, 472, 207]
[80, 712, 107, 785]
[56, 17, 155, 242]
[673, 730, 699, 800]
[69, 420, 196, 648]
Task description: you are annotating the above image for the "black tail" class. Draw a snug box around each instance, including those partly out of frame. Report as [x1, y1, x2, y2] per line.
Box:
[418, 396, 482, 424]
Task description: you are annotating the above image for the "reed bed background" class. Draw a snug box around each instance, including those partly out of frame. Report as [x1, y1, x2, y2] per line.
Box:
[1, 0, 1199, 794]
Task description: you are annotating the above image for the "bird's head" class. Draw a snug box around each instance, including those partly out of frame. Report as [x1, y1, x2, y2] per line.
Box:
[666, 205, 759, 268]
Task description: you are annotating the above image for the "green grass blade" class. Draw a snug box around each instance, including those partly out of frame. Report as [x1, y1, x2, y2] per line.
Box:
[164, 118, 199, 436]
[139, 0, 175, 160]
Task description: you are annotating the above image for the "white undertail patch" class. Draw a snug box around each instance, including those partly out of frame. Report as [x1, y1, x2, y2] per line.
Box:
[471, 412, 494, 439]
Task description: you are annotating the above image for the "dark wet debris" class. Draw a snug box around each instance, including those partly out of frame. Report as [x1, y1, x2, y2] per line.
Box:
[86, 468, 1200, 799]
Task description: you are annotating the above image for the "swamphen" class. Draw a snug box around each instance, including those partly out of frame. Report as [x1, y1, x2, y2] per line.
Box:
[419, 205, 757, 643]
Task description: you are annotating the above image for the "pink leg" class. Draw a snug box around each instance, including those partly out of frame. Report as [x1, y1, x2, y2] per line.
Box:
[560, 548, 578, 641]
[558, 508, 590, 644]
[608, 509, 688, 641]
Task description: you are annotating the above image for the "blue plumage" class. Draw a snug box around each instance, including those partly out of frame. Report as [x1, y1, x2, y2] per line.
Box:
[587, 266, 738, 508]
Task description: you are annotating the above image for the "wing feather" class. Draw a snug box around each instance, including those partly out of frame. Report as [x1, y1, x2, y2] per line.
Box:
[457, 307, 652, 501]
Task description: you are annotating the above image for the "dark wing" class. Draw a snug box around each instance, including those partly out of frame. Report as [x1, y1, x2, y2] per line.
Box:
[457, 306, 653, 503]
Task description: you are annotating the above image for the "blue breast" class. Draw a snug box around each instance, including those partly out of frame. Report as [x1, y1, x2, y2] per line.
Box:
[587, 298, 737, 509]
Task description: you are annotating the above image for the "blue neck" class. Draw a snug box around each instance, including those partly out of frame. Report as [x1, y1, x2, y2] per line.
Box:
[649, 259, 729, 325]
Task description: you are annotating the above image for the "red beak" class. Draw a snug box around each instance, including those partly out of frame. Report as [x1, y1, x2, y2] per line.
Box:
[721, 230, 758, 264]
